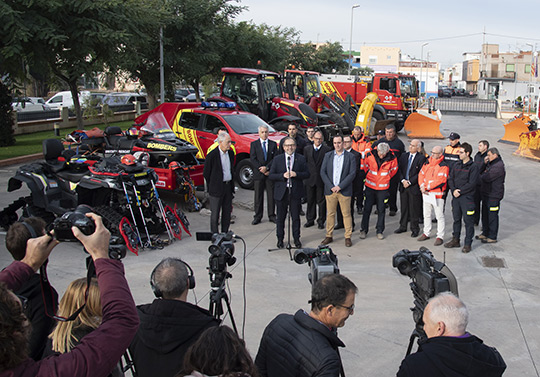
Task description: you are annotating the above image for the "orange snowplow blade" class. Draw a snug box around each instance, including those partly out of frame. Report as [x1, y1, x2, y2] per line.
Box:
[514, 130, 540, 161]
[404, 111, 444, 139]
[500, 115, 533, 144]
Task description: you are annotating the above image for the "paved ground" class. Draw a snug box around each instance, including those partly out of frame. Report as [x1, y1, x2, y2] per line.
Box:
[0, 114, 539, 376]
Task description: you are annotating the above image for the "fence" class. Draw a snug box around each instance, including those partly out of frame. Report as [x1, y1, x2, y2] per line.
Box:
[433, 98, 498, 117]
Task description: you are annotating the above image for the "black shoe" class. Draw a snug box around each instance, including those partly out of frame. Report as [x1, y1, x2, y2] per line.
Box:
[411, 230, 419, 237]
[335, 224, 344, 230]
[317, 223, 325, 229]
[301, 197, 307, 204]
[304, 221, 314, 228]
[299, 209, 305, 216]
[277, 240, 284, 248]
[269, 216, 276, 223]
[357, 207, 363, 215]
[294, 239, 302, 248]
[389, 211, 397, 217]
[252, 218, 261, 225]
[394, 227, 407, 234]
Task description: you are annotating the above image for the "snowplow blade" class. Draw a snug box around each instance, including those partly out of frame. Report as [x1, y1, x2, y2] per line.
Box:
[500, 115, 534, 144]
[404, 111, 444, 139]
[514, 130, 540, 161]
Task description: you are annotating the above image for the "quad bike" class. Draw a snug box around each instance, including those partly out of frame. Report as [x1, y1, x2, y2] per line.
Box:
[0, 139, 189, 254]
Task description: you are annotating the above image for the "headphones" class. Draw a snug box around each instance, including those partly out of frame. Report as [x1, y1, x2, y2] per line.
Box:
[150, 258, 195, 298]
[21, 220, 38, 239]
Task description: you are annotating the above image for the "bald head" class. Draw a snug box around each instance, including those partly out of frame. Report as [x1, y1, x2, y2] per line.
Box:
[423, 292, 468, 338]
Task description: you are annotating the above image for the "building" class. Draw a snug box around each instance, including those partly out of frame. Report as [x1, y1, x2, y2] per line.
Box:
[399, 59, 439, 98]
[360, 46, 400, 73]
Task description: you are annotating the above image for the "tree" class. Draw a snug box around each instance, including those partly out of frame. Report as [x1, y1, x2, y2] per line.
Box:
[0, 81, 15, 147]
[287, 41, 348, 74]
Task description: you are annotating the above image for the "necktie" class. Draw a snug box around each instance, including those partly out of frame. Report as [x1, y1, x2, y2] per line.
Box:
[406, 154, 413, 180]
[262, 140, 267, 160]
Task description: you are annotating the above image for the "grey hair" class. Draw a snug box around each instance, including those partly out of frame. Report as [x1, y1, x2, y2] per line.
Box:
[258, 124, 269, 132]
[433, 145, 444, 154]
[217, 132, 230, 143]
[151, 258, 189, 299]
[411, 139, 422, 148]
[487, 147, 500, 157]
[426, 292, 469, 335]
[377, 142, 390, 155]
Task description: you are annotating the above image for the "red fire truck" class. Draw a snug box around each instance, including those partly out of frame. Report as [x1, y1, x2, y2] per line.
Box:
[319, 73, 418, 131]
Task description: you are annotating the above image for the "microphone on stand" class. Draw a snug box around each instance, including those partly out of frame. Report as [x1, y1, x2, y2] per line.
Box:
[287, 155, 291, 188]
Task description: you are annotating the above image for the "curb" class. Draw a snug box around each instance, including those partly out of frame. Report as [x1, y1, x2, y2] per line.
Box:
[0, 153, 42, 168]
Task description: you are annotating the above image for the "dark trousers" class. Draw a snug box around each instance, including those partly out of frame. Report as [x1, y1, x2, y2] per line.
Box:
[209, 182, 233, 234]
[253, 177, 275, 221]
[399, 189, 422, 233]
[361, 187, 389, 234]
[473, 186, 482, 225]
[305, 184, 326, 226]
[276, 190, 301, 242]
[388, 175, 399, 212]
[355, 171, 366, 211]
[481, 197, 500, 240]
[451, 195, 475, 246]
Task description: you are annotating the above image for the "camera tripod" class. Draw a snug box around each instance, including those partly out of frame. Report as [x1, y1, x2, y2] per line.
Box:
[209, 273, 238, 335]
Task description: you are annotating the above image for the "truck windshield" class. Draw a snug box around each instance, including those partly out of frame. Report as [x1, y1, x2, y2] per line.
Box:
[304, 74, 322, 97]
[399, 76, 418, 97]
[222, 114, 276, 135]
[261, 75, 282, 101]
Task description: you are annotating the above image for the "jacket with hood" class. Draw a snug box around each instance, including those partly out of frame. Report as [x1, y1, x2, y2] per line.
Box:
[481, 157, 505, 201]
[397, 333, 506, 377]
[363, 151, 398, 191]
[418, 155, 449, 199]
[129, 299, 220, 377]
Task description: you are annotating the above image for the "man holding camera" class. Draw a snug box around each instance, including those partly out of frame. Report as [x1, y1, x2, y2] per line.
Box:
[129, 258, 219, 377]
[255, 274, 357, 377]
[0, 213, 139, 377]
[397, 292, 506, 377]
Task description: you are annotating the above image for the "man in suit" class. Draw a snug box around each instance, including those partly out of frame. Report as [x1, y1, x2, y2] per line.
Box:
[395, 139, 427, 237]
[336, 134, 361, 230]
[303, 131, 331, 230]
[320, 135, 357, 247]
[203, 132, 235, 234]
[269, 137, 309, 248]
[279, 123, 307, 155]
[250, 125, 278, 225]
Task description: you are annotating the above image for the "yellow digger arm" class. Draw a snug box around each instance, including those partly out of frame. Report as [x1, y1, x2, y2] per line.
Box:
[355, 92, 378, 130]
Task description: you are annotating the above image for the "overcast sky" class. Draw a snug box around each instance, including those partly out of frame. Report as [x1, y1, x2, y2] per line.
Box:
[235, 0, 540, 69]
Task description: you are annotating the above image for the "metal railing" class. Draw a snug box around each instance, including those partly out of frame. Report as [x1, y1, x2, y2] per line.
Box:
[433, 98, 498, 116]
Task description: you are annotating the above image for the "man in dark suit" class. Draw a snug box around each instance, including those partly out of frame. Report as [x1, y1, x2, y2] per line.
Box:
[269, 137, 309, 248]
[395, 139, 427, 237]
[279, 123, 307, 155]
[320, 135, 357, 247]
[203, 132, 235, 234]
[250, 124, 278, 225]
[303, 131, 331, 230]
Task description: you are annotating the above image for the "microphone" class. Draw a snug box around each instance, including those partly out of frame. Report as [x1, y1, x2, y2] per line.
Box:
[287, 155, 291, 187]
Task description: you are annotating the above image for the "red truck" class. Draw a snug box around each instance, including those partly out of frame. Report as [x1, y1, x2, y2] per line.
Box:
[319, 73, 418, 131]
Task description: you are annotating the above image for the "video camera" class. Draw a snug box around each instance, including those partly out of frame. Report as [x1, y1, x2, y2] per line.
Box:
[392, 247, 458, 341]
[196, 231, 236, 288]
[294, 245, 339, 287]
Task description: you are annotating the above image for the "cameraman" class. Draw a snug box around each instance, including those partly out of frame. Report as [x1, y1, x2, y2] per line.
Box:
[129, 258, 220, 377]
[5, 218, 59, 360]
[0, 213, 139, 377]
[255, 274, 357, 377]
[397, 292, 506, 377]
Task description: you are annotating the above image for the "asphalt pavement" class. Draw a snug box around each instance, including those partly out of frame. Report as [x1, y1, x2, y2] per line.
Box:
[0, 114, 539, 376]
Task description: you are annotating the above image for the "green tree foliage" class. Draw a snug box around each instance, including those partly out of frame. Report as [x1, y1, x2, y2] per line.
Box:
[0, 81, 15, 147]
[287, 42, 348, 74]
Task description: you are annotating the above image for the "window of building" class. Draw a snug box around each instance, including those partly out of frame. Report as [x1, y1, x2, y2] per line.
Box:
[506, 64, 515, 72]
[369, 55, 377, 64]
[387, 55, 392, 60]
[525, 64, 531, 73]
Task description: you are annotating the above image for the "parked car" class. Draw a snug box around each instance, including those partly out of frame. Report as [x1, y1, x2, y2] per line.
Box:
[12, 97, 51, 112]
[174, 88, 192, 102]
[102, 92, 147, 106]
[185, 90, 205, 102]
[438, 86, 453, 98]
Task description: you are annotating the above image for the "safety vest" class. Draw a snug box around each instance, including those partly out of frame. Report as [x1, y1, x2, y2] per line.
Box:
[352, 135, 371, 169]
[444, 144, 460, 164]
[363, 152, 398, 190]
[418, 155, 449, 198]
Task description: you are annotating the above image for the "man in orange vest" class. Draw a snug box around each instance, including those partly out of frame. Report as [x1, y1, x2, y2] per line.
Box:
[417, 145, 449, 246]
[351, 126, 371, 214]
[359, 142, 398, 240]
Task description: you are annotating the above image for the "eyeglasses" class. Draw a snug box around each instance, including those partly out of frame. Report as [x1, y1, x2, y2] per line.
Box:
[283, 144, 295, 147]
[335, 303, 354, 314]
[16, 294, 28, 311]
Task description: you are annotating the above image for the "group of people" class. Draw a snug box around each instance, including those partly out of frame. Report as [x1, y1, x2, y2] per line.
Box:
[247, 123, 506, 252]
[0, 215, 507, 377]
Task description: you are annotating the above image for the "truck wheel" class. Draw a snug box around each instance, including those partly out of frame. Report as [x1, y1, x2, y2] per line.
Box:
[235, 159, 254, 190]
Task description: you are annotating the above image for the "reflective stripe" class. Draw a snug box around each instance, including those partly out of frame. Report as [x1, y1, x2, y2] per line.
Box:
[384, 198, 389, 203]
[366, 179, 376, 186]
[490, 206, 499, 211]
[371, 171, 378, 175]
[466, 210, 475, 215]
[379, 183, 389, 188]
[437, 172, 447, 177]
[380, 172, 388, 176]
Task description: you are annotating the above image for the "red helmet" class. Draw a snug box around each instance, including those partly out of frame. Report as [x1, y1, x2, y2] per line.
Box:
[121, 154, 136, 165]
[168, 161, 181, 170]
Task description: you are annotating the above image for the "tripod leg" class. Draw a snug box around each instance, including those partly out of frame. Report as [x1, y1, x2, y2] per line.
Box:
[406, 330, 419, 356]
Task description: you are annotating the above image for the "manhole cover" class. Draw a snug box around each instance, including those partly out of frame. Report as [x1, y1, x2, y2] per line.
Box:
[481, 256, 506, 268]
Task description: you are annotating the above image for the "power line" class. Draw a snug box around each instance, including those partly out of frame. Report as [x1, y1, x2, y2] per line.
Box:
[360, 32, 483, 45]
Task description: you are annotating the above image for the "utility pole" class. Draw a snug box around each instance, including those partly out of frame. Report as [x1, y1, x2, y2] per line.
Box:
[348, 4, 360, 76]
[420, 42, 428, 97]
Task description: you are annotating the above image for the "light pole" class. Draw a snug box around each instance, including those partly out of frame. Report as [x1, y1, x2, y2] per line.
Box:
[348, 4, 360, 76]
[420, 42, 428, 96]
[526, 43, 535, 113]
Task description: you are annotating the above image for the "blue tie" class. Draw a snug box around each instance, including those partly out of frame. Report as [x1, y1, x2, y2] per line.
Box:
[262, 140, 267, 160]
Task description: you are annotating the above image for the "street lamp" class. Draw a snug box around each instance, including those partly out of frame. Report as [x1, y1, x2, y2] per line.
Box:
[348, 4, 360, 76]
[526, 43, 535, 113]
[420, 42, 428, 96]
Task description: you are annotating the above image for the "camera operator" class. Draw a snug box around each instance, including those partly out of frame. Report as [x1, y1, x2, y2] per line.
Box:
[255, 274, 357, 377]
[5, 218, 59, 360]
[397, 292, 506, 377]
[0, 213, 139, 377]
[129, 258, 220, 377]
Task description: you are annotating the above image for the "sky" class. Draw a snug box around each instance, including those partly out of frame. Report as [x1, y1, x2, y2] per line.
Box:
[235, 0, 540, 69]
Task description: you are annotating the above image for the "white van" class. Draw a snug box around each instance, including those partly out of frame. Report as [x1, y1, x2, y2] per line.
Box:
[46, 90, 91, 109]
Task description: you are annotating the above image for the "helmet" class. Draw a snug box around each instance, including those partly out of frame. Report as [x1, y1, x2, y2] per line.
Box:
[121, 154, 136, 165]
[126, 127, 139, 139]
[168, 161, 181, 170]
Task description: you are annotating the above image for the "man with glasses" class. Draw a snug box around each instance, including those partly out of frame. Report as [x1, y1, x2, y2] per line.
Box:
[418, 146, 449, 246]
[444, 142, 480, 253]
[255, 274, 357, 377]
[269, 137, 309, 248]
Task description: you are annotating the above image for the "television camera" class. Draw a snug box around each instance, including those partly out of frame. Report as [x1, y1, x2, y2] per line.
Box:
[294, 245, 339, 287]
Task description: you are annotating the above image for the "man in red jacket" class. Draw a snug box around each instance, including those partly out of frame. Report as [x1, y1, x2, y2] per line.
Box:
[417, 146, 449, 246]
[0, 213, 139, 377]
